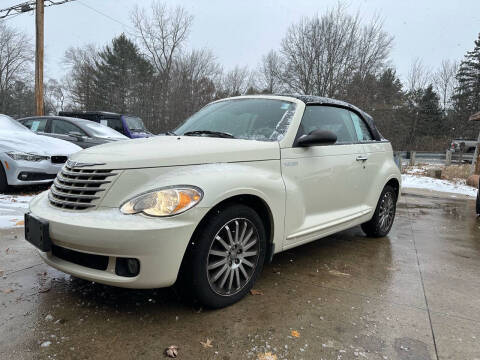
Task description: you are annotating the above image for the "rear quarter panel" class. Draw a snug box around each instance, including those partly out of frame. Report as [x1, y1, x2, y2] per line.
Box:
[363, 141, 401, 207]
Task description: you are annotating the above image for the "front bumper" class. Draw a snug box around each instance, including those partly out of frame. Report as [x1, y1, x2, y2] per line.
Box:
[2, 157, 63, 186]
[29, 192, 209, 288]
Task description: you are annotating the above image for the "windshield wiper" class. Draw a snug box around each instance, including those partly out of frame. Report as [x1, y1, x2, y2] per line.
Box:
[183, 130, 235, 139]
[165, 131, 177, 136]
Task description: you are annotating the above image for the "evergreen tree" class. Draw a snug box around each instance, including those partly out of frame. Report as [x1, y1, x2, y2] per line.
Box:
[417, 85, 443, 137]
[452, 33, 480, 137]
[93, 34, 154, 115]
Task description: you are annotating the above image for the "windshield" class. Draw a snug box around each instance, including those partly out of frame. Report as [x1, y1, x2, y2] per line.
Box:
[175, 98, 297, 141]
[83, 122, 128, 139]
[125, 116, 147, 132]
[0, 115, 31, 133]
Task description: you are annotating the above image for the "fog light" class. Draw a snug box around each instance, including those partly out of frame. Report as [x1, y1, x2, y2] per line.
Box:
[115, 258, 140, 277]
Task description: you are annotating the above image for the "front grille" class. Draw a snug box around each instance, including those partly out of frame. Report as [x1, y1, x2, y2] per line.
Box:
[51, 156, 68, 164]
[48, 164, 118, 210]
[52, 244, 109, 270]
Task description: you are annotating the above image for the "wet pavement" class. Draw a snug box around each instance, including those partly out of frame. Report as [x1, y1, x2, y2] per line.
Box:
[1, 192, 479, 360]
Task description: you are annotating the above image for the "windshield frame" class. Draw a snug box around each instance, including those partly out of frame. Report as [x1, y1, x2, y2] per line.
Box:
[174, 97, 298, 142]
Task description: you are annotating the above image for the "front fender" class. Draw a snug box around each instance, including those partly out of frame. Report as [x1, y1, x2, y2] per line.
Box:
[100, 161, 286, 250]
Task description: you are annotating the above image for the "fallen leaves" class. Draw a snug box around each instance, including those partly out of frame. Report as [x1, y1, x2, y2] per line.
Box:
[291, 330, 300, 338]
[250, 289, 264, 296]
[328, 269, 351, 277]
[165, 345, 178, 358]
[200, 338, 213, 348]
[257, 352, 278, 360]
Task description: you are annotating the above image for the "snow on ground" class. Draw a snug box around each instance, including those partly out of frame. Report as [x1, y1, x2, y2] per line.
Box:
[402, 174, 477, 198]
[0, 194, 35, 229]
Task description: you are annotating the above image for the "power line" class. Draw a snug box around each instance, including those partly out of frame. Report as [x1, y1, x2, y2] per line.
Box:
[0, 0, 76, 20]
[75, 0, 135, 32]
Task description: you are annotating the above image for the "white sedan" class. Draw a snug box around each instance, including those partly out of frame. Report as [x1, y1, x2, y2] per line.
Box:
[0, 114, 81, 192]
[26, 95, 401, 308]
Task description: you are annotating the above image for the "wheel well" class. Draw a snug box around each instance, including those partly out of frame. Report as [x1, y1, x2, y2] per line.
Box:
[386, 178, 400, 199]
[176, 194, 274, 285]
[198, 195, 274, 245]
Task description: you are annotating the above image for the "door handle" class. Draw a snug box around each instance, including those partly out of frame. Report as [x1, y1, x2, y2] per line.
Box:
[356, 155, 368, 161]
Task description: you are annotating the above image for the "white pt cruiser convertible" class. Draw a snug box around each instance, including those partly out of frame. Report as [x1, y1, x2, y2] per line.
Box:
[26, 95, 401, 308]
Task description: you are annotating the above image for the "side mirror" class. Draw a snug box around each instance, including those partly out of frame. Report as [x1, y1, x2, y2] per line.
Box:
[295, 129, 337, 147]
[67, 131, 85, 141]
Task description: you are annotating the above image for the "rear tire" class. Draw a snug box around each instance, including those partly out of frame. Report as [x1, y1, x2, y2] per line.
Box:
[188, 204, 266, 308]
[0, 163, 8, 193]
[362, 185, 397, 237]
[476, 189, 480, 216]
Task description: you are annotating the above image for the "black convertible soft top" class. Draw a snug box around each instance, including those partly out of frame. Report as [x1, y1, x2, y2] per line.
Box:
[280, 94, 384, 141]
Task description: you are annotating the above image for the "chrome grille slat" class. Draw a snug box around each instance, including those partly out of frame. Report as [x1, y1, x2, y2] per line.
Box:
[61, 169, 117, 178]
[56, 173, 112, 184]
[50, 187, 100, 200]
[49, 165, 117, 211]
[53, 179, 106, 193]
[48, 192, 96, 209]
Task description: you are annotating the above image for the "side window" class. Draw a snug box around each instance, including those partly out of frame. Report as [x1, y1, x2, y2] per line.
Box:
[22, 119, 47, 132]
[22, 120, 33, 129]
[51, 120, 85, 135]
[300, 106, 358, 144]
[350, 112, 373, 142]
[31, 119, 47, 132]
[105, 118, 124, 134]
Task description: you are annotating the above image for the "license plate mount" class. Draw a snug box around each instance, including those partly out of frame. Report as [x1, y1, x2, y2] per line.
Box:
[24, 213, 51, 252]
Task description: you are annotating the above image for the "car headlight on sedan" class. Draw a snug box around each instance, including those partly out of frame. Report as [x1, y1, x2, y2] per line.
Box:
[120, 186, 203, 217]
[6, 151, 50, 162]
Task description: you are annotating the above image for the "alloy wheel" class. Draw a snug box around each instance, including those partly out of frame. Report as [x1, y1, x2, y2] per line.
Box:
[378, 191, 395, 233]
[206, 218, 260, 296]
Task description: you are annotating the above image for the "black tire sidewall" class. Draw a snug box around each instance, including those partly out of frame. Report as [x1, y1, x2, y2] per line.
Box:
[362, 185, 397, 237]
[190, 204, 267, 308]
[0, 163, 7, 193]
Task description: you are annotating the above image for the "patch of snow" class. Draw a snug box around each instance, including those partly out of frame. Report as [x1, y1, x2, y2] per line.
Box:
[0, 194, 36, 229]
[402, 175, 477, 198]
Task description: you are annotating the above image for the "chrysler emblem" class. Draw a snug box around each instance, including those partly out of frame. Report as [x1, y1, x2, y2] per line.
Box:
[67, 160, 106, 168]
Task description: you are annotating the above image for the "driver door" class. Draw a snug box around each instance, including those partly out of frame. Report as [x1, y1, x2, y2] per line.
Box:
[281, 105, 370, 247]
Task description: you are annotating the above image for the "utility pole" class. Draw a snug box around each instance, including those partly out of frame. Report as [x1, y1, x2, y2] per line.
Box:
[35, 0, 44, 116]
[0, 0, 75, 115]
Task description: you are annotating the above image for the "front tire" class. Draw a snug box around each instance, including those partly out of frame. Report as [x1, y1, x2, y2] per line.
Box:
[362, 185, 397, 237]
[189, 204, 266, 308]
[0, 163, 8, 193]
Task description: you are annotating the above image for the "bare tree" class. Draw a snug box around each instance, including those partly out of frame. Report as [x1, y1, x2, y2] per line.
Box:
[44, 78, 66, 114]
[433, 59, 458, 111]
[0, 22, 33, 113]
[259, 50, 284, 93]
[406, 58, 431, 93]
[63, 44, 98, 110]
[220, 65, 251, 96]
[278, 4, 392, 97]
[131, 1, 193, 128]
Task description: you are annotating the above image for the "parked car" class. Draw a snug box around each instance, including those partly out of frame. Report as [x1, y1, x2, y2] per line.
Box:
[0, 114, 81, 192]
[58, 111, 152, 139]
[26, 95, 401, 308]
[450, 139, 478, 153]
[18, 116, 128, 148]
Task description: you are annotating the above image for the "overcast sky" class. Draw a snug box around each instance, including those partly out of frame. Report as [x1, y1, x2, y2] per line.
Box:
[2, 0, 480, 85]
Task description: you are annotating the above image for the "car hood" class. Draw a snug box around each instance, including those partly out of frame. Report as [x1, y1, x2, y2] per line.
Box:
[69, 136, 280, 169]
[0, 130, 82, 156]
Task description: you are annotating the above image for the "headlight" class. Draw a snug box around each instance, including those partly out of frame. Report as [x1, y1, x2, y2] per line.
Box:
[6, 151, 50, 162]
[120, 186, 203, 217]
